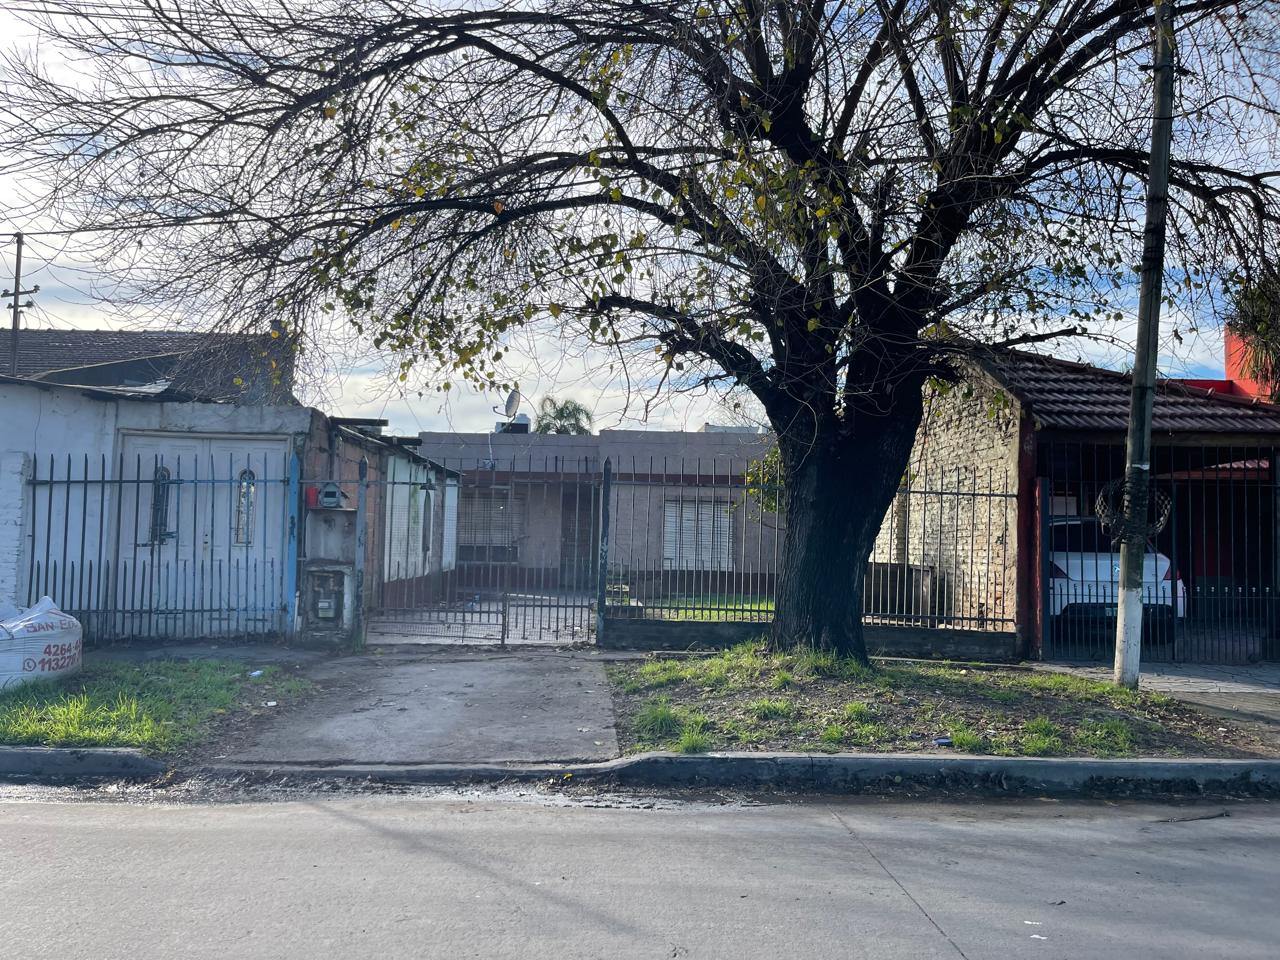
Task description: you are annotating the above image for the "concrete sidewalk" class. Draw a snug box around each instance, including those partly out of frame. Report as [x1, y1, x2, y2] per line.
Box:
[227, 648, 620, 765]
[1041, 661, 1280, 730]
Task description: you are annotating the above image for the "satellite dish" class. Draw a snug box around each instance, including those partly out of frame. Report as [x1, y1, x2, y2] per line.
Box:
[502, 389, 521, 420]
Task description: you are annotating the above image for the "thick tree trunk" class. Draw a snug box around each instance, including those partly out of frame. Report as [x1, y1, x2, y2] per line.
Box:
[770, 397, 924, 662]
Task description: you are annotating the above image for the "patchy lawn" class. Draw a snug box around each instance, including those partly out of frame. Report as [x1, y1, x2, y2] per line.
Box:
[642, 594, 773, 621]
[607, 643, 1277, 758]
[0, 659, 314, 755]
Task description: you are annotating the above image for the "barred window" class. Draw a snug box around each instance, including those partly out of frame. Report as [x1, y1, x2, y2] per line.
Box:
[148, 466, 173, 544]
[234, 469, 256, 545]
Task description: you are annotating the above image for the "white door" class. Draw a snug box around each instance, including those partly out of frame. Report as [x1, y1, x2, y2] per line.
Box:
[115, 435, 289, 638]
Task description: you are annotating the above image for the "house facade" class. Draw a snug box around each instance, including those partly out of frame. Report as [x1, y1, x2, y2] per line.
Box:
[410, 343, 1280, 664]
[0, 377, 457, 646]
[908, 346, 1280, 663]
[417, 426, 774, 597]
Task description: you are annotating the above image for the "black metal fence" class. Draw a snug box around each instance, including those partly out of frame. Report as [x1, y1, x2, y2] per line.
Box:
[30, 437, 1274, 662]
[21, 452, 295, 643]
[361, 453, 1017, 644]
[360, 455, 600, 645]
[601, 456, 1017, 633]
[1040, 441, 1280, 663]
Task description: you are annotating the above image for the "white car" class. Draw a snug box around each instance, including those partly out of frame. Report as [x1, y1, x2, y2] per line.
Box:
[1048, 517, 1186, 630]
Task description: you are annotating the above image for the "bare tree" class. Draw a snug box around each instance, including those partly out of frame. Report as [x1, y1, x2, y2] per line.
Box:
[4, 0, 1278, 659]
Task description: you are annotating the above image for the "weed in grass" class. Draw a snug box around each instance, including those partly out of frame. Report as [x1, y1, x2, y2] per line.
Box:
[635, 659, 687, 690]
[723, 720, 767, 745]
[0, 659, 310, 753]
[846, 722, 890, 745]
[1021, 733, 1063, 756]
[1024, 716, 1060, 738]
[795, 651, 841, 678]
[982, 687, 1023, 704]
[946, 722, 987, 753]
[749, 697, 794, 721]
[1016, 671, 1121, 703]
[275, 678, 314, 698]
[699, 661, 732, 689]
[842, 701, 873, 722]
[634, 697, 684, 741]
[820, 723, 846, 745]
[675, 728, 712, 753]
[1074, 717, 1135, 755]
[770, 669, 796, 690]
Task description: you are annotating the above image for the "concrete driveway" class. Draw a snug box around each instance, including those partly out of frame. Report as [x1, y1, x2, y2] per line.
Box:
[227, 648, 619, 765]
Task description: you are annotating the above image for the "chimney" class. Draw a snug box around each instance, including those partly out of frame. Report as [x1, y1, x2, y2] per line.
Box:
[1224, 328, 1268, 399]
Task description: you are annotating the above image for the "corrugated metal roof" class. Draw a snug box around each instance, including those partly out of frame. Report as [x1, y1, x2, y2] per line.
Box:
[982, 349, 1280, 435]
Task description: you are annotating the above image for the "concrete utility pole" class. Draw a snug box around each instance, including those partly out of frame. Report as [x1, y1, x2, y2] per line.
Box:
[4, 232, 40, 377]
[1115, 0, 1178, 689]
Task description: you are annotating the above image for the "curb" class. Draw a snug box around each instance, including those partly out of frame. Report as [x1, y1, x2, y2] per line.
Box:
[0, 746, 167, 783]
[200, 752, 1280, 797]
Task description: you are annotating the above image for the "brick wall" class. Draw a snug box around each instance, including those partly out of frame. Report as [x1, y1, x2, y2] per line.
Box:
[867, 373, 1022, 631]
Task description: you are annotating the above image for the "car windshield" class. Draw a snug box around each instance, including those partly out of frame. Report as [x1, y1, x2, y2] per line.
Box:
[1050, 520, 1113, 553]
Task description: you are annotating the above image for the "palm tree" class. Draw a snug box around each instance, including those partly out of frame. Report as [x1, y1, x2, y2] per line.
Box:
[1227, 273, 1280, 400]
[534, 396, 592, 435]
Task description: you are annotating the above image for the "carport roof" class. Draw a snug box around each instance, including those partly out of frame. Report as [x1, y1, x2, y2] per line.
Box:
[979, 349, 1280, 435]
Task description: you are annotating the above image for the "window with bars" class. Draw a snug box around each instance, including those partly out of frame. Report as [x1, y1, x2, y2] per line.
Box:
[662, 499, 733, 571]
[148, 466, 174, 544]
[458, 488, 525, 563]
[234, 469, 256, 545]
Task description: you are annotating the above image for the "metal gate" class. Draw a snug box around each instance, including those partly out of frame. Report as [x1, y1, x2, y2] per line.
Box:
[22, 449, 295, 643]
[1041, 441, 1280, 663]
[360, 455, 600, 645]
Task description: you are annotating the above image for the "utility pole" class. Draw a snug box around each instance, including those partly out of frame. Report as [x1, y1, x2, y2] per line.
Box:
[3, 232, 40, 377]
[1115, 0, 1178, 689]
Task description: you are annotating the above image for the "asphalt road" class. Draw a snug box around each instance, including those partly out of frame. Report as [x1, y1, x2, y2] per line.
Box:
[2, 791, 1278, 959]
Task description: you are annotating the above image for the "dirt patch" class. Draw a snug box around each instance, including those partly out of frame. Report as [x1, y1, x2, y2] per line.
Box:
[607, 646, 1280, 759]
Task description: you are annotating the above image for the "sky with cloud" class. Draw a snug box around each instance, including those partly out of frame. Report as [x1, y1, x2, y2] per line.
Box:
[0, 6, 1240, 438]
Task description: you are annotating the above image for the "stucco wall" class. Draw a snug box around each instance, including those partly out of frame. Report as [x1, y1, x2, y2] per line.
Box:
[416, 429, 775, 586]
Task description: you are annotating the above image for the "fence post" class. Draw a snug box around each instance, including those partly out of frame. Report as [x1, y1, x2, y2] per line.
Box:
[1037, 476, 1052, 659]
[283, 451, 301, 637]
[353, 456, 368, 648]
[595, 458, 612, 642]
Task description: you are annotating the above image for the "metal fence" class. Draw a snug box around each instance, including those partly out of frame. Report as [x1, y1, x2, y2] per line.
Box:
[1040, 440, 1280, 663]
[22, 452, 296, 643]
[361, 453, 1016, 643]
[361, 455, 600, 645]
[601, 456, 1017, 632]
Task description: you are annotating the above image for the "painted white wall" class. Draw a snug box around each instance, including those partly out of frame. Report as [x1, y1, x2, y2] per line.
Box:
[442, 478, 459, 572]
[383, 453, 432, 581]
[0, 381, 311, 637]
[0, 452, 29, 606]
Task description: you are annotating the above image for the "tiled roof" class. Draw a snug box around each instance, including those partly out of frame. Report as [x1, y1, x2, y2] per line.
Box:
[981, 349, 1280, 435]
[6, 329, 208, 378]
[6, 327, 294, 403]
